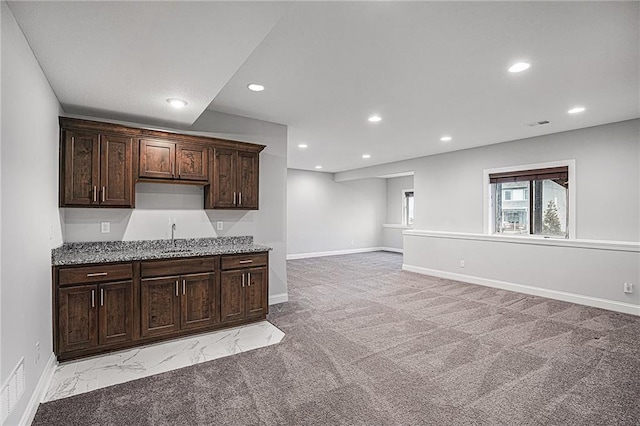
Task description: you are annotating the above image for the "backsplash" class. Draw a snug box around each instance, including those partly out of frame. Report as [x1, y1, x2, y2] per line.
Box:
[61, 183, 256, 242]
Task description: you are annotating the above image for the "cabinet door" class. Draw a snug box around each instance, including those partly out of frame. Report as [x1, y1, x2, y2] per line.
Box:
[100, 134, 133, 206]
[246, 267, 268, 318]
[180, 273, 216, 330]
[58, 285, 98, 352]
[220, 270, 245, 323]
[141, 277, 181, 337]
[176, 143, 208, 181]
[62, 131, 100, 206]
[237, 151, 259, 209]
[212, 148, 237, 208]
[98, 281, 133, 345]
[139, 139, 175, 179]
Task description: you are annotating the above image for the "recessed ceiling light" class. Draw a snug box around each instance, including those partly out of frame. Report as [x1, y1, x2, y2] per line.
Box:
[298, 144, 308, 149]
[315, 165, 322, 169]
[167, 98, 187, 108]
[568, 106, 586, 114]
[362, 154, 371, 159]
[368, 115, 382, 122]
[508, 62, 530, 73]
[247, 84, 265, 92]
[440, 136, 452, 142]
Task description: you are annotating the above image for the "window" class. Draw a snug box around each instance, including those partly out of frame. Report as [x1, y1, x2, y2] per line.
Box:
[490, 166, 569, 238]
[402, 190, 414, 226]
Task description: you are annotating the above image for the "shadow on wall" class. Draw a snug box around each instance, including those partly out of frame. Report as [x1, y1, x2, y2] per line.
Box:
[62, 183, 254, 242]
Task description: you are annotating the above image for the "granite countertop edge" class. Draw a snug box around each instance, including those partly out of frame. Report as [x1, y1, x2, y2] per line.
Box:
[52, 237, 272, 266]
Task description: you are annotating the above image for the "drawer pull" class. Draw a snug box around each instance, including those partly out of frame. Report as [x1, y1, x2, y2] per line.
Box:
[238, 260, 253, 264]
[87, 272, 108, 277]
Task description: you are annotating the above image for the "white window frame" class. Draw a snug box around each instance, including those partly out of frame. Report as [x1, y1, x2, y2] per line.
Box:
[483, 160, 576, 238]
[402, 188, 414, 227]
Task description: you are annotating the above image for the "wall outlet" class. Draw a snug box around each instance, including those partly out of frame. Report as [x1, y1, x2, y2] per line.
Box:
[216, 221, 223, 231]
[459, 260, 465, 268]
[624, 282, 633, 294]
[35, 341, 40, 364]
[100, 222, 110, 233]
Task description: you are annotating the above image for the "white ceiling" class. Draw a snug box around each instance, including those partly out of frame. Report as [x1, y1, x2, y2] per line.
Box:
[8, 2, 640, 173]
[7, 1, 290, 126]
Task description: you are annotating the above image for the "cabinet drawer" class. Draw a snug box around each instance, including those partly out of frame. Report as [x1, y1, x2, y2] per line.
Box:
[59, 263, 132, 286]
[221, 252, 268, 270]
[141, 257, 217, 278]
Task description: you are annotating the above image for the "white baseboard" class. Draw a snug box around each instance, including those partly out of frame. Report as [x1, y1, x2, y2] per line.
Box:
[402, 264, 640, 316]
[20, 353, 57, 426]
[269, 293, 289, 305]
[379, 247, 403, 254]
[287, 247, 401, 260]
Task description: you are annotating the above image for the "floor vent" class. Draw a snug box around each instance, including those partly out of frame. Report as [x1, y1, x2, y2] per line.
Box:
[1, 357, 25, 423]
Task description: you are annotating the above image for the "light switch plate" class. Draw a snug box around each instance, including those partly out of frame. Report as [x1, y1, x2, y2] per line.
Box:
[101, 222, 110, 233]
[216, 221, 223, 231]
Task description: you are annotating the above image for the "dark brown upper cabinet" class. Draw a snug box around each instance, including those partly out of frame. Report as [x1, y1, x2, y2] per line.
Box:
[59, 117, 264, 210]
[60, 129, 133, 207]
[206, 148, 259, 210]
[139, 139, 208, 182]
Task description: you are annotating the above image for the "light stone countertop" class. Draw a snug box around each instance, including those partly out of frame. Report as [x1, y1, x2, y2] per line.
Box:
[52, 236, 271, 266]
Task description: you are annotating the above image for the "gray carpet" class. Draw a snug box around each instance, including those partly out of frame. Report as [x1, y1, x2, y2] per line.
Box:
[33, 252, 640, 425]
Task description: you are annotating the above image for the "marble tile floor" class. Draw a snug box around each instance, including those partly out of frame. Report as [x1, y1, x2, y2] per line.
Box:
[44, 321, 285, 402]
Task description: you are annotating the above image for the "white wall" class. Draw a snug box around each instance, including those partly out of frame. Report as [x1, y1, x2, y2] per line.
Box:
[335, 120, 640, 314]
[337, 120, 640, 242]
[1, 2, 64, 424]
[62, 110, 289, 304]
[287, 169, 386, 256]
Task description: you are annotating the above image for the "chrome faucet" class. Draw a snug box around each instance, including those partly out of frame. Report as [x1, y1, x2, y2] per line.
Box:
[171, 223, 176, 247]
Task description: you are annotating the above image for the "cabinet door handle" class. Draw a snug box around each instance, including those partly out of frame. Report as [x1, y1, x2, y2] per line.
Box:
[91, 289, 95, 308]
[239, 192, 242, 206]
[172, 162, 175, 178]
[233, 191, 237, 205]
[100, 288, 104, 306]
[93, 186, 97, 203]
[102, 186, 106, 203]
[175, 280, 179, 296]
[182, 279, 186, 295]
[238, 260, 252, 264]
[241, 273, 245, 288]
[87, 272, 107, 277]
[248, 272, 251, 287]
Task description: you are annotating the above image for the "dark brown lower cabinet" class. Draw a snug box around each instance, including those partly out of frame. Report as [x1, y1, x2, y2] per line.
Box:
[58, 281, 133, 353]
[181, 273, 216, 330]
[221, 266, 268, 323]
[140, 277, 181, 338]
[58, 285, 98, 353]
[54, 252, 268, 361]
[141, 272, 215, 337]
